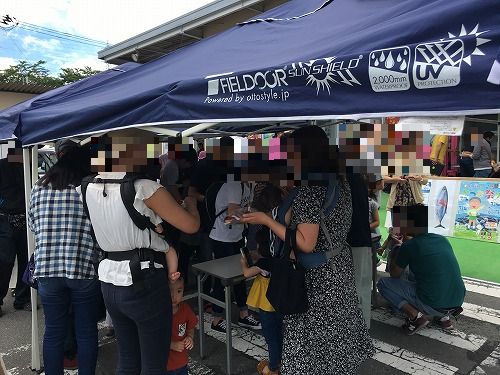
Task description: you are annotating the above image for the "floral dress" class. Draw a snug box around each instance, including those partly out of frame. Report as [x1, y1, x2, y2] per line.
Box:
[281, 182, 375, 375]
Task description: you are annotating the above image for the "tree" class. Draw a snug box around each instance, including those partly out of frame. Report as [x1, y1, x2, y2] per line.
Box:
[58, 66, 101, 84]
[0, 60, 100, 86]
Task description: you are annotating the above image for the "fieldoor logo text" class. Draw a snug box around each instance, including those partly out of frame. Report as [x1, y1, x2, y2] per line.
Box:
[413, 39, 464, 89]
[207, 69, 288, 96]
[369, 46, 411, 92]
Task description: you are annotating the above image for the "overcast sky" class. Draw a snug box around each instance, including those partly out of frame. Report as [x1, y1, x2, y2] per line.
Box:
[1, 0, 213, 73]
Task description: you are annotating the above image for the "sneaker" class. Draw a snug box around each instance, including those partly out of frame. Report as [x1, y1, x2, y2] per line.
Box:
[211, 319, 227, 333]
[63, 357, 78, 370]
[402, 312, 429, 335]
[435, 316, 453, 330]
[238, 315, 262, 330]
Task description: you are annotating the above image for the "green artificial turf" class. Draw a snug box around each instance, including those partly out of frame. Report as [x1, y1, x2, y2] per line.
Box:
[377, 193, 500, 284]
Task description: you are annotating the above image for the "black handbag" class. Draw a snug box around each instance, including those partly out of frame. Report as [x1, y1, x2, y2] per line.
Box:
[266, 227, 308, 315]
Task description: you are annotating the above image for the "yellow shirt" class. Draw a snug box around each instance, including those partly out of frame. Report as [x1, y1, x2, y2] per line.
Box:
[246, 275, 274, 312]
[430, 135, 448, 165]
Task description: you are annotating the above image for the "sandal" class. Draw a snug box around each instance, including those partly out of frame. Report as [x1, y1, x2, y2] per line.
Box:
[257, 360, 279, 375]
[257, 360, 269, 374]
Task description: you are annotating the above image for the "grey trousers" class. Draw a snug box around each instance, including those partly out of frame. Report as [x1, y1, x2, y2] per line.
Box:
[351, 246, 372, 329]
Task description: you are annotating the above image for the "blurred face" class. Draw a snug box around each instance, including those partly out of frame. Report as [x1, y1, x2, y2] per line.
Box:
[90, 135, 161, 173]
[170, 279, 184, 307]
[6, 141, 23, 163]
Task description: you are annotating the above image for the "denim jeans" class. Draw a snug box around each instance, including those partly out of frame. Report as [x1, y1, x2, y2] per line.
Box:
[101, 269, 172, 375]
[377, 277, 443, 318]
[38, 277, 99, 375]
[166, 365, 188, 375]
[0, 217, 30, 308]
[211, 239, 247, 316]
[260, 311, 283, 372]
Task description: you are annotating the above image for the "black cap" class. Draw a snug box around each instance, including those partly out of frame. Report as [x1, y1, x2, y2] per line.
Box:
[55, 139, 79, 159]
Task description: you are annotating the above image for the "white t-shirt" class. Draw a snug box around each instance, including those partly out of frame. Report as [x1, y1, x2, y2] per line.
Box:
[209, 182, 252, 243]
[77, 172, 169, 286]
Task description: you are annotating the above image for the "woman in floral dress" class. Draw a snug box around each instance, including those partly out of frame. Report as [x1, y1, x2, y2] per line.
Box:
[242, 126, 374, 374]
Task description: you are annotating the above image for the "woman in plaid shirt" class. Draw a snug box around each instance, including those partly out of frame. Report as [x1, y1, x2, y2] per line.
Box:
[29, 142, 99, 375]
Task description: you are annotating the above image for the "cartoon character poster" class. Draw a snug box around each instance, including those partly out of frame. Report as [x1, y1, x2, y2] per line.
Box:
[427, 180, 460, 237]
[453, 181, 500, 243]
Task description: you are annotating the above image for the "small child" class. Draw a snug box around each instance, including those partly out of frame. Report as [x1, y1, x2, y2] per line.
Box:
[154, 224, 181, 282]
[166, 277, 198, 375]
[241, 245, 281, 375]
[241, 184, 284, 375]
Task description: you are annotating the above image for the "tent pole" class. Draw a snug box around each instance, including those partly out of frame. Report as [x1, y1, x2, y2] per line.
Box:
[23, 147, 41, 371]
[180, 123, 219, 137]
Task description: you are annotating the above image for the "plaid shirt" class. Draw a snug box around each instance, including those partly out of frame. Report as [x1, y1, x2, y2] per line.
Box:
[28, 184, 97, 279]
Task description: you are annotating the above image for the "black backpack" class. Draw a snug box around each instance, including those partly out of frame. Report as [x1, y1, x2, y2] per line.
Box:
[80, 173, 160, 242]
[199, 182, 244, 233]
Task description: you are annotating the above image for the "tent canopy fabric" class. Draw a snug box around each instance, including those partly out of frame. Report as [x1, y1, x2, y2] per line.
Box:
[0, 62, 139, 141]
[15, 0, 500, 146]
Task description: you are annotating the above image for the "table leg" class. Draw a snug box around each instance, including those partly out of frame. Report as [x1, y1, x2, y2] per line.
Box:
[197, 273, 204, 359]
[225, 285, 232, 375]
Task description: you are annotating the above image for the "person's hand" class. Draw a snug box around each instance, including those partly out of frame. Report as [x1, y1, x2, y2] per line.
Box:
[154, 224, 164, 235]
[169, 272, 181, 282]
[171, 340, 185, 352]
[406, 175, 423, 182]
[184, 336, 194, 350]
[240, 254, 249, 269]
[377, 247, 385, 255]
[240, 211, 271, 226]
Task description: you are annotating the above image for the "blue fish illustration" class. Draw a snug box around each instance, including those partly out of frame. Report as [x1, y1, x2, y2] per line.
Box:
[435, 186, 448, 228]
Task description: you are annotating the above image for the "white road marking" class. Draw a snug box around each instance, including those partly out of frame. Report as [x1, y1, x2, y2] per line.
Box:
[372, 309, 487, 352]
[463, 278, 500, 299]
[188, 358, 216, 375]
[202, 315, 461, 375]
[202, 315, 268, 361]
[469, 343, 500, 374]
[373, 339, 459, 375]
[462, 303, 500, 326]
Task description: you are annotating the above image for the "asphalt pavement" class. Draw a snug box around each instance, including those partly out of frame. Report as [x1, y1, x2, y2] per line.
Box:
[1, 270, 499, 375]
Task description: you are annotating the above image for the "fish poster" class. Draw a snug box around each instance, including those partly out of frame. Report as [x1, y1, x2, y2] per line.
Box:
[453, 181, 500, 243]
[427, 180, 460, 237]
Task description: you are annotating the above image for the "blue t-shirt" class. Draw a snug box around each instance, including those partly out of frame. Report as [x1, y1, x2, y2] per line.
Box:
[396, 233, 465, 308]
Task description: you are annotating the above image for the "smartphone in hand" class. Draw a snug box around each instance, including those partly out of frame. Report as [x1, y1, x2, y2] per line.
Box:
[240, 247, 253, 267]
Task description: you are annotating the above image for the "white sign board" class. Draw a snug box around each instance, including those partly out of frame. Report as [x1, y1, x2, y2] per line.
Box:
[396, 116, 464, 136]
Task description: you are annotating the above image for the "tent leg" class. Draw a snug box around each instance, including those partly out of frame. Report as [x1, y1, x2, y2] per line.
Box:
[23, 147, 41, 372]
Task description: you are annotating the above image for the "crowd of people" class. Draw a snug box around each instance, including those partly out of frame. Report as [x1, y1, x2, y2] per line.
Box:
[0, 124, 483, 374]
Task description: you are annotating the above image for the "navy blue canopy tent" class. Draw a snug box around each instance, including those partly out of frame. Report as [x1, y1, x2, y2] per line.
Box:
[0, 62, 139, 140]
[15, 0, 500, 145]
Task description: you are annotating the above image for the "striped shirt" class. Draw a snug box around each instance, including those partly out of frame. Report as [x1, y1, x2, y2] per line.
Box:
[28, 184, 97, 280]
